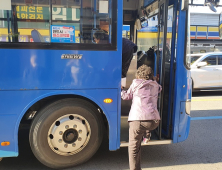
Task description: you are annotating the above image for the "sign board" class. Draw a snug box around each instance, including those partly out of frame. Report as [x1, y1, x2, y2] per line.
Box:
[51, 25, 75, 43]
[16, 6, 46, 20]
[0, 0, 11, 10]
[16, 6, 80, 21]
[99, 1, 108, 13]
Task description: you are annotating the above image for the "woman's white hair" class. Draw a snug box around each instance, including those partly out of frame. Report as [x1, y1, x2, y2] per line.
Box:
[135, 64, 154, 80]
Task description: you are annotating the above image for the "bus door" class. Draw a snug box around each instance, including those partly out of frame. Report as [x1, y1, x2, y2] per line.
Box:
[121, 0, 175, 145]
[157, 0, 177, 139]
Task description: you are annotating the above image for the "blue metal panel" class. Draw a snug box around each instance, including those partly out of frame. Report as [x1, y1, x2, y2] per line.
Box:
[144, 0, 174, 7]
[208, 32, 219, 36]
[197, 32, 207, 36]
[0, 0, 123, 157]
[144, 0, 156, 7]
[190, 32, 196, 36]
[116, 0, 123, 150]
[172, 0, 191, 143]
[0, 49, 121, 90]
[123, 25, 130, 31]
[178, 102, 191, 142]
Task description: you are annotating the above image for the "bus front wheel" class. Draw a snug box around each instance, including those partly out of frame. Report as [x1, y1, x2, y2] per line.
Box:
[29, 98, 104, 169]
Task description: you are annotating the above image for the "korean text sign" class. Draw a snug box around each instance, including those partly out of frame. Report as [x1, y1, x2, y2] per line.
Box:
[51, 25, 75, 43]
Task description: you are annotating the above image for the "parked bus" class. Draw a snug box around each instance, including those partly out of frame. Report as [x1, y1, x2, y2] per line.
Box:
[0, 0, 191, 169]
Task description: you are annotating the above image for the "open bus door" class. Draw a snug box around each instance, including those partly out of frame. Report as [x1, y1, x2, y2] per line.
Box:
[120, 0, 176, 146]
[157, 0, 173, 139]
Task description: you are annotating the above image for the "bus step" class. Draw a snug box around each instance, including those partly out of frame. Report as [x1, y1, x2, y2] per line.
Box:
[120, 140, 173, 147]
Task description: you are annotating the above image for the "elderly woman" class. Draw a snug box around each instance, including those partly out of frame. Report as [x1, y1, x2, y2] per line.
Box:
[121, 65, 162, 170]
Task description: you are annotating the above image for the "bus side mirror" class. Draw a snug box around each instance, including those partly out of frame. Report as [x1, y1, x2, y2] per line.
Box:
[196, 62, 207, 68]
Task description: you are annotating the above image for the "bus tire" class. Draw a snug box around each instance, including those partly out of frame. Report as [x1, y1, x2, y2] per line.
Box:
[29, 98, 104, 169]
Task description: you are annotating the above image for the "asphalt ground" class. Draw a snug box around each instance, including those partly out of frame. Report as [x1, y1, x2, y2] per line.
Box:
[0, 90, 222, 170]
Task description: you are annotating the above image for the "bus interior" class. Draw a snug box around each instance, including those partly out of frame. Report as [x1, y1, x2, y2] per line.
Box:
[120, 0, 181, 146]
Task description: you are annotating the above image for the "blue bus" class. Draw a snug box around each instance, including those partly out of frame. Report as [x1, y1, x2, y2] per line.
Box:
[0, 0, 191, 169]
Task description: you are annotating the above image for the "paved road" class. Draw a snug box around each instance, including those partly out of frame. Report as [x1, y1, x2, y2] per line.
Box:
[1, 91, 222, 170]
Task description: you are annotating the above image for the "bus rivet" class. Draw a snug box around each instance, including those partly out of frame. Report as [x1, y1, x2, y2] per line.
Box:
[183, 85, 185, 88]
[78, 137, 82, 141]
[72, 143, 76, 147]
[179, 135, 181, 137]
[79, 130, 82, 134]
[73, 125, 77, 129]
[64, 144, 68, 148]
[59, 131, 63, 135]
[58, 139, 63, 143]
[181, 112, 183, 114]
[65, 125, 69, 129]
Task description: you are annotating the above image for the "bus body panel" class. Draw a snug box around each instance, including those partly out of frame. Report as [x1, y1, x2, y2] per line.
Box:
[0, 0, 123, 159]
[0, 49, 122, 90]
[0, 0, 193, 164]
[0, 89, 119, 157]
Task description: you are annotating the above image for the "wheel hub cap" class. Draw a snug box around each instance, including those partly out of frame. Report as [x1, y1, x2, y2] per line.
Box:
[47, 114, 91, 156]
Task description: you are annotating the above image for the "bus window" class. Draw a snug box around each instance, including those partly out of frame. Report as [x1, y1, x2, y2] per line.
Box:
[52, 0, 111, 44]
[137, 14, 158, 52]
[0, 0, 116, 47]
[0, 0, 50, 43]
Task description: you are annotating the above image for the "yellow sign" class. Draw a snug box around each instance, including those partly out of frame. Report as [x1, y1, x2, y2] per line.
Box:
[16, 6, 44, 20]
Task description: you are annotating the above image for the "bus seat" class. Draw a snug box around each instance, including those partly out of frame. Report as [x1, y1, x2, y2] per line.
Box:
[31, 30, 45, 42]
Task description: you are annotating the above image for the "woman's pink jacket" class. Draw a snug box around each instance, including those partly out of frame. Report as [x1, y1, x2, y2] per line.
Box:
[121, 79, 162, 121]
